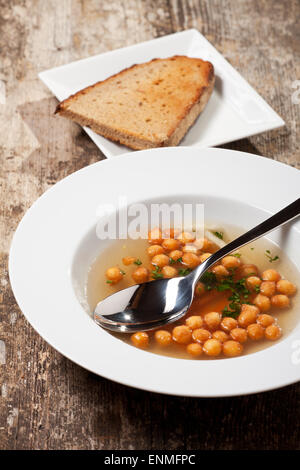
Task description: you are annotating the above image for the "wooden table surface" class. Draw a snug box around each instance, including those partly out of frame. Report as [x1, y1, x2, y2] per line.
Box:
[1, 0, 299, 450]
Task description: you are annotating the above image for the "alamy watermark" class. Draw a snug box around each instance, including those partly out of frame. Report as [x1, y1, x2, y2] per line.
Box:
[96, 197, 205, 240]
[0, 80, 6, 105]
[291, 80, 300, 104]
[291, 339, 300, 365]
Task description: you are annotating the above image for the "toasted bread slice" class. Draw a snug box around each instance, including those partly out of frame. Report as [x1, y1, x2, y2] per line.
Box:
[55, 56, 214, 150]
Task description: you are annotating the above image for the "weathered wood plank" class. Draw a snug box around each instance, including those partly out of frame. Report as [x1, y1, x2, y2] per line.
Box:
[0, 0, 299, 450]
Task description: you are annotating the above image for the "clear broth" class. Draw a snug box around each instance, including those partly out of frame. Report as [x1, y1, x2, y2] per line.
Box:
[86, 226, 300, 359]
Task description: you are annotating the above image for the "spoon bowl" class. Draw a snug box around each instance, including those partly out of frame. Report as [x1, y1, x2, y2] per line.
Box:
[94, 275, 195, 332]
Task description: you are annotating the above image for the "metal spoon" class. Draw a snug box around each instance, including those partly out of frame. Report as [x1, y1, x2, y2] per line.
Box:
[94, 198, 300, 332]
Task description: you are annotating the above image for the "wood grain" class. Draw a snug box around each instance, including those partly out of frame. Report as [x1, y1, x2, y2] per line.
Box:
[0, 0, 299, 450]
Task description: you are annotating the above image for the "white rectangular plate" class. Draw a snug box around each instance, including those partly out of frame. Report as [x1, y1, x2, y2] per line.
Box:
[39, 29, 284, 158]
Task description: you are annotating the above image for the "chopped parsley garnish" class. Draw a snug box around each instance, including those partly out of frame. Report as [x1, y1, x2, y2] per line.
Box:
[152, 265, 163, 280]
[220, 277, 251, 318]
[134, 259, 142, 265]
[200, 271, 217, 290]
[222, 303, 240, 319]
[250, 247, 255, 251]
[169, 257, 182, 264]
[106, 280, 113, 284]
[254, 285, 261, 293]
[265, 250, 279, 263]
[200, 272, 252, 318]
[120, 269, 126, 275]
[214, 231, 224, 240]
[232, 253, 241, 258]
[178, 268, 191, 276]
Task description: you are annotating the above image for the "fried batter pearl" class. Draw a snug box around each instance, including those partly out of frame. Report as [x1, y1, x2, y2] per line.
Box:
[154, 330, 172, 346]
[271, 295, 290, 308]
[223, 340, 243, 357]
[257, 314, 274, 328]
[212, 330, 230, 343]
[131, 332, 149, 349]
[265, 324, 282, 341]
[106, 266, 124, 284]
[247, 323, 265, 340]
[203, 339, 222, 357]
[192, 328, 211, 343]
[172, 325, 192, 344]
[221, 317, 238, 332]
[230, 328, 248, 343]
[253, 294, 271, 312]
[276, 280, 296, 296]
[238, 304, 259, 327]
[204, 312, 221, 330]
[186, 343, 203, 357]
[186, 316, 203, 330]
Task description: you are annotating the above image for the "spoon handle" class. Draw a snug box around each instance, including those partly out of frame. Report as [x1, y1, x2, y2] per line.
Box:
[193, 198, 300, 283]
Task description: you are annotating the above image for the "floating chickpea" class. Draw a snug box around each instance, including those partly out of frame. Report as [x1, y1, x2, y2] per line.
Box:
[221, 256, 241, 269]
[203, 339, 222, 357]
[194, 238, 217, 252]
[131, 332, 149, 349]
[199, 253, 212, 263]
[204, 311, 221, 330]
[253, 294, 271, 312]
[238, 304, 259, 327]
[147, 245, 164, 257]
[246, 276, 262, 290]
[223, 340, 243, 357]
[132, 266, 149, 283]
[247, 323, 265, 340]
[262, 269, 281, 282]
[182, 253, 200, 268]
[169, 249, 183, 261]
[186, 343, 203, 357]
[178, 231, 195, 244]
[106, 266, 124, 284]
[257, 314, 275, 327]
[212, 265, 229, 278]
[172, 325, 192, 344]
[265, 324, 282, 341]
[151, 254, 170, 268]
[154, 330, 172, 346]
[195, 281, 205, 296]
[192, 328, 211, 343]
[122, 256, 136, 266]
[271, 294, 290, 308]
[230, 328, 248, 343]
[162, 265, 177, 278]
[260, 281, 276, 297]
[221, 317, 238, 332]
[276, 280, 297, 296]
[162, 238, 180, 251]
[238, 264, 258, 278]
[186, 315, 203, 330]
[212, 330, 229, 343]
[148, 227, 163, 245]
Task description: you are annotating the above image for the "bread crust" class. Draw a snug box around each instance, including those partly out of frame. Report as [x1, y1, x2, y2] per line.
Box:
[55, 56, 215, 149]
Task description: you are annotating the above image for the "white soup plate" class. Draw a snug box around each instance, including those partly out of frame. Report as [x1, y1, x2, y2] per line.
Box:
[9, 147, 300, 396]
